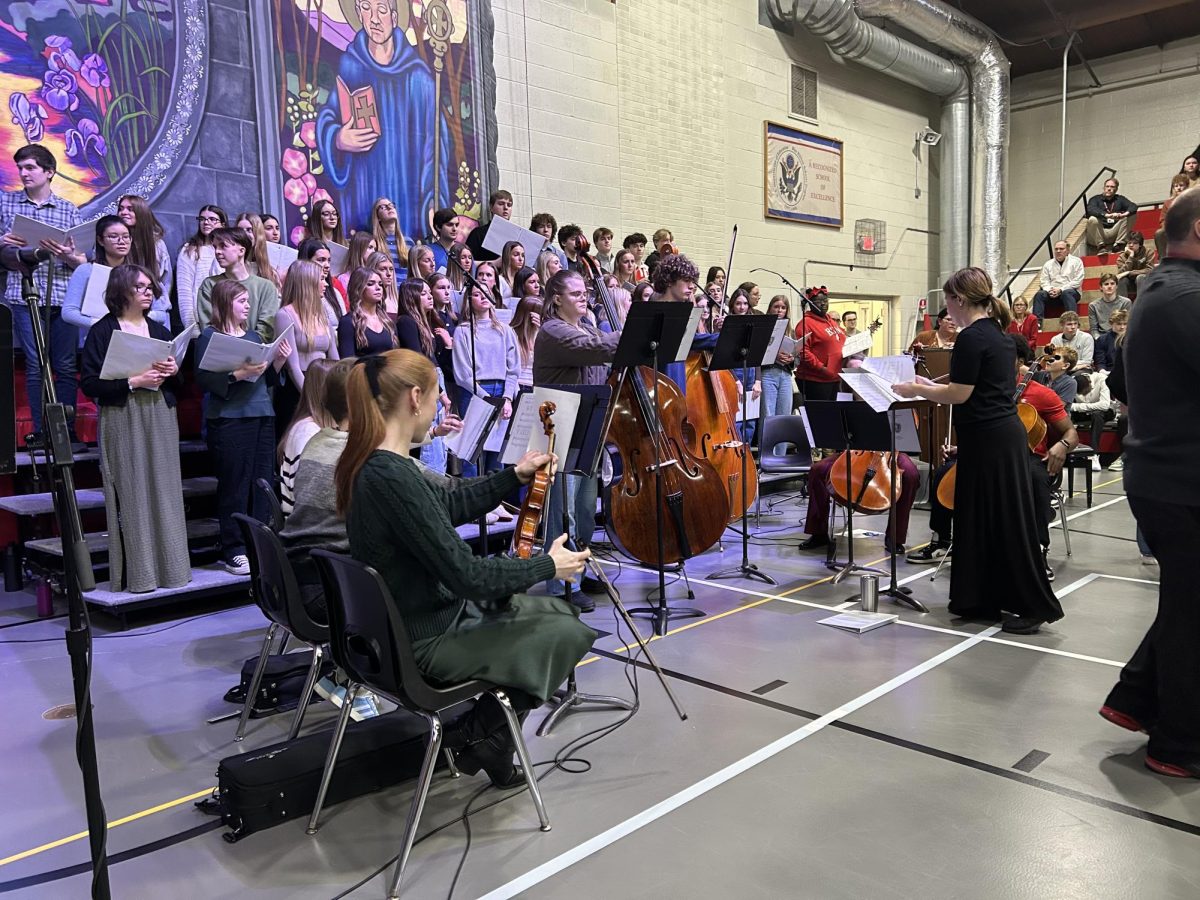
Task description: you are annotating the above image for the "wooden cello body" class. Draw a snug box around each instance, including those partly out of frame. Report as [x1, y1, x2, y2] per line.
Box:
[682, 351, 759, 521]
[602, 365, 731, 565]
[827, 451, 895, 514]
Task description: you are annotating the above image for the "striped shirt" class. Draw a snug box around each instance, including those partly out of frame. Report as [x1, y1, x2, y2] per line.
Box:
[0, 189, 83, 306]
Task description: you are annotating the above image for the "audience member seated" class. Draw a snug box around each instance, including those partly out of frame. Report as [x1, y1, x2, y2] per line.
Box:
[1070, 370, 1114, 470]
[1049, 312, 1093, 370]
[1154, 174, 1190, 260]
[799, 453, 920, 555]
[1115, 232, 1157, 299]
[1031, 240, 1083, 323]
[1007, 296, 1039, 343]
[1093, 309, 1127, 372]
[910, 307, 957, 350]
[1085, 177, 1136, 254]
[1182, 154, 1200, 189]
[278, 358, 336, 517]
[1088, 273, 1131, 338]
[1037, 345, 1079, 405]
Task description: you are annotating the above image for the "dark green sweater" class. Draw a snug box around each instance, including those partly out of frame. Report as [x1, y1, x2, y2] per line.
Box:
[346, 451, 556, 642]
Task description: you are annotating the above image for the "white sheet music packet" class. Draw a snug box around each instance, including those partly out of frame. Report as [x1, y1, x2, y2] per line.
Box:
[197, 324, 294, 382]
[98, 324, 197, 389]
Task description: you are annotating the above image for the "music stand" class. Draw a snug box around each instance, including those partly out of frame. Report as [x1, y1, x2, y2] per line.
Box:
[876, 400, 930, 612]
[609, 302, 703, 637]
[704, 314, 780, 585]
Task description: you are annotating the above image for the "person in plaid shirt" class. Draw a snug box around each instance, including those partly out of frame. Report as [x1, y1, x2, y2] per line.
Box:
[0, 144, 86, 436]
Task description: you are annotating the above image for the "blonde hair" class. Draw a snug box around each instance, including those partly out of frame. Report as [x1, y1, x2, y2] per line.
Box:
[280, 260, 330, 348]
[942, 267, 1012, 331]
[334, 350, 439, 515]
[369, 197, 408, 253]
[236, 212, 281, 289]
[1109, 309, 1129, 327]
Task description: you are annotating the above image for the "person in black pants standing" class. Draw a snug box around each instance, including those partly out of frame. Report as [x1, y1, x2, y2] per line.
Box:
[1099, 188, 1200, 779]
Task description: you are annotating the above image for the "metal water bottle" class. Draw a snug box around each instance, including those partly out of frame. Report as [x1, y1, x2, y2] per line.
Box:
[859, 574, 879, 612]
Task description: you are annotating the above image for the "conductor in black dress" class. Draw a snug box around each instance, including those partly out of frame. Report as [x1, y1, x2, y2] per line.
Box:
[893, 267, 1063, 634]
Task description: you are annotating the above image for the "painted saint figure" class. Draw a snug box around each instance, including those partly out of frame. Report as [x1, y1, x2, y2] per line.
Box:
[316, 0, 452, 239]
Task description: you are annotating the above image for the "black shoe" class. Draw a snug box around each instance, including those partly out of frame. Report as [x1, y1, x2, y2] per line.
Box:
[578, 575, 607, 596]
[1113, 242, 1126, 253]
[564, 591, 595, 613]
[1042, 549, 1055, 583]
[453, 732, 526, 788]
[798, 534, 830, 551]
[885, 542, 906, 555]
[906, 543, 950, 564]
[1001, 616, 1044, 635]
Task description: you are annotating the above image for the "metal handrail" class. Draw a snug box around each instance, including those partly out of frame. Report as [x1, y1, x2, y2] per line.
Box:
[999, 166, 1117, 302]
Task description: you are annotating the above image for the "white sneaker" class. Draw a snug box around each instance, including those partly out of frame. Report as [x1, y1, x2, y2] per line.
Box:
[1108, 457, 1125, 471]
[225, 554, 250, 576]
[314, 676, 339, 704]
[350, 691, 380, 721]
[1141, 554, 1158, 566]
[1090, 456, 1101, 472]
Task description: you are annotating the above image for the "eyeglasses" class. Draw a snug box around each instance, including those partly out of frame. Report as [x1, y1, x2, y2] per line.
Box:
[133, 282, 154, 293]
[105, 234, 132, 243]
[1044, 354, 1062, 362]
[198, 216, 222, 224]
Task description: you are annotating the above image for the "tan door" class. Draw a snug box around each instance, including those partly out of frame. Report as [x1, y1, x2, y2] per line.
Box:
[827, 296, 894, 356]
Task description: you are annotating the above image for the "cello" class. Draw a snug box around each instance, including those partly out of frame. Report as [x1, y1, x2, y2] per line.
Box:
[577, 252, 730, 565]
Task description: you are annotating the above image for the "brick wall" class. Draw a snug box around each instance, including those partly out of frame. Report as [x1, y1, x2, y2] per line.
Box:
[492, 0, 942, 334]
[1008, 36, 1200, 263]
[152, 0, 262, 255]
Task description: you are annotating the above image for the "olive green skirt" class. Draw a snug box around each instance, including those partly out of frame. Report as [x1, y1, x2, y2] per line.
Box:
[412, 595, 598, 703]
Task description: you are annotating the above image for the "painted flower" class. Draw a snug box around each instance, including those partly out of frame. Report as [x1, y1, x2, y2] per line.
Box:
[281, 147, 307, 179]
[289, 225, 307, 246]
[310, 188, 331, 205]
[284, 178, 309, 207]
[80, 54, 110, 89]
[9, 93, 48, 142]
[299, 120, 316, 149]
[65, 118, 107, 159]
[44, 35, 82, 72]
[42, 69, 79, 112]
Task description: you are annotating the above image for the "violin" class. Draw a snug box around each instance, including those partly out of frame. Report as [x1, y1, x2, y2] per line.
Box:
[578, 253, 730, 565]
[512, 401, 557, 559]
[828, 451, 896, 514]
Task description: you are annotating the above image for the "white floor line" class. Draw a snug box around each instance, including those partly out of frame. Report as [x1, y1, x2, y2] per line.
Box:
[476, 625, 1000, 900]
[1095, 573, 1159, 586]
[1051, 493, 1127, 526]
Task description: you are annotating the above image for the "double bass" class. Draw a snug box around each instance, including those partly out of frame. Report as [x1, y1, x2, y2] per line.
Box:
[577, 252, 730, 565]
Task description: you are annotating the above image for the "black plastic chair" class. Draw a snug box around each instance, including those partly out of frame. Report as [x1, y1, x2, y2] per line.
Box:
[308, 549, 550, 898]
[1063, 446, 1095, 508]
[232, 513, 330, 743]
[254, 477, 285, 533]
[755, 414, 813, 524]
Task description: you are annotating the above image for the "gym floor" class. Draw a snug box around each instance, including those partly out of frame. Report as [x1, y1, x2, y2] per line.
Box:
[2, 475, 1198, 899]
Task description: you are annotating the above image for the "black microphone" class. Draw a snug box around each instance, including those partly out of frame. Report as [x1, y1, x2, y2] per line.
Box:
[750, 267, 813, 309]
[0, 245, 50, 275]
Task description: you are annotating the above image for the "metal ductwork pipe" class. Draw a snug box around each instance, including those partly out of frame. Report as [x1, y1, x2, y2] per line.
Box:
[765, 0, 971, 286]
[855, 0, 1011, 286]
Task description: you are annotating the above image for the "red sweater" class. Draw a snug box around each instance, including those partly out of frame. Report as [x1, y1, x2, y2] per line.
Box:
[1008, 314, 1039, 344]
[794, 312, 846, 383]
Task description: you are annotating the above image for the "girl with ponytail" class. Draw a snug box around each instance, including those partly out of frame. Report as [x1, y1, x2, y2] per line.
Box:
[335, 349, 596, 787]
[893, 266, 1063, 634]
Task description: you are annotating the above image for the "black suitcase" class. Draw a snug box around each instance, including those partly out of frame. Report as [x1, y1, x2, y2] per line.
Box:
[204, 707, 468, 842]
[222, 649, 334, 718]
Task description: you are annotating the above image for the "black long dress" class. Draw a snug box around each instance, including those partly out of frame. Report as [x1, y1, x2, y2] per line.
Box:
[946, 318, 1063, 623]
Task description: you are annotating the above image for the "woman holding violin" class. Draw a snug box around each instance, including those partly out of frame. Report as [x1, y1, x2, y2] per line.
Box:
[892, 267, 1063, 635]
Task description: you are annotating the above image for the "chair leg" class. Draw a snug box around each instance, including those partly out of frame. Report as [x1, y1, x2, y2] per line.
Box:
[235, 622, 278, 743]
[1058, 495, 1073, 557]
[387, 714, 444, 900]
[493, 689, 551, 832]
[1085, 463, 1093, 508]
[306, 683, 359, 834]
[287, 644, 323, 741]
[1067, 464, 1075, 499]
[443, 748, 461, 778]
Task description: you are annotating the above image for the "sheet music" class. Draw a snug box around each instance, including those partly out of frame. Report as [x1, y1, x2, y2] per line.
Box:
[492, 307, 515, 327]
[198, 324, 293, 381]
[500, 387, 582, 466]
[483, 407, 512, 453]
[81, 264, 112, 320]
[9, 214, 95, 251]
[443, 396, 499, 460]
[676, 307, 704, 362]
[99, 329, 172, 382]
[763, 317, 790, 361]
[742, 391, 761, 420]
[267, 242, 298, 274]
[326, 240, 349, 274]
[481, 216, 550, 258]
[171, 324, 198, 364]
[858, 354, 916, 386]
[838, 371, 903, 413]
[841, 330, 873, 357]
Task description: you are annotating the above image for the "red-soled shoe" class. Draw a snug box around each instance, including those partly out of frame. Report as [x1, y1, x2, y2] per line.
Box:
[1098, 705, 1147, 734]
[1145, 755, 1200, 779]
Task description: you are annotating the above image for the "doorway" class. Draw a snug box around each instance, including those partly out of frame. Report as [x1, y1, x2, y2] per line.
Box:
[827, 294, 897, 356]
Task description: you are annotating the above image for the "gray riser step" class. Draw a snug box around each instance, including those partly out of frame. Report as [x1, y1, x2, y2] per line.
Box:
[12, 439, 207, 469]
[83, 563, 249, 611]
[0, 476, 217, 517]
[24, 518, 220, 559]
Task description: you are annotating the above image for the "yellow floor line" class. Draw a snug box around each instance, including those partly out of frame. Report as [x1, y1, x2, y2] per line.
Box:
[0, 788, 214, 867]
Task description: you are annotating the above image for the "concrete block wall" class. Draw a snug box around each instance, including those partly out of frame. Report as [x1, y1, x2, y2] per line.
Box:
[492, 0, 942, 335]
[1008, 36, 1200, 263]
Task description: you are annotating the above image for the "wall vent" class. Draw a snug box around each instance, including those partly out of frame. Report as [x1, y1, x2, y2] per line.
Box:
[789, 64, 818, 122]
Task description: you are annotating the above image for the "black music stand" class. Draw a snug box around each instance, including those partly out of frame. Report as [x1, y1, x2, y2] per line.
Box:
[612, 302, 702, 637]
[704, 314, 780, 585]
[875, 400, 929, 612]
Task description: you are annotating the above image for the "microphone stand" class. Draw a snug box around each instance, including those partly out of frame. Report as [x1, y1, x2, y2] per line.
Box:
[7, 251, 109, 897]
[449, 255, 490, 554]
[751, 267, 817, 405]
